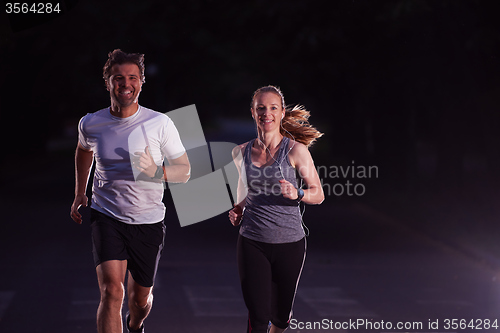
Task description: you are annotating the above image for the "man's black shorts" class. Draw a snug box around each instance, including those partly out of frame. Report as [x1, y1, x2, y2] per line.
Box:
[90, 209, 165, 288]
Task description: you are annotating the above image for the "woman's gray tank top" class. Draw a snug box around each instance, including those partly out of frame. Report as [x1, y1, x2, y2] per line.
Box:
[239, 137, 305, 244]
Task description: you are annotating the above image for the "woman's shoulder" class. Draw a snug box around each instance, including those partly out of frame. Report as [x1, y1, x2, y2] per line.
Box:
[288, 139, 311, 167]
[239, 140, 251, 150]
[288, 139, 308, 154]
[232, 140, 253, 159]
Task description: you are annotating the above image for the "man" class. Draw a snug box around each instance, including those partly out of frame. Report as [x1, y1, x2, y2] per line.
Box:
[70, 49, 190, 333]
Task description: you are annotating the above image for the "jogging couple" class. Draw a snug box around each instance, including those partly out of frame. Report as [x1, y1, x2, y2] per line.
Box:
[70, 49, 324, 333]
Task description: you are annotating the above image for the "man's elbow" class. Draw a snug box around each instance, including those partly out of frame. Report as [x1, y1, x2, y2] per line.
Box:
[180, 165, 191, 183]
[180, 174, 190, 183]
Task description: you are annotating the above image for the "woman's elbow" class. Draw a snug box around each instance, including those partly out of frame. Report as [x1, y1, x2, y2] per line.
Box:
[308, 187, 324, 205]
[317, 195, 325, 205]
[313, 193, 325, 205]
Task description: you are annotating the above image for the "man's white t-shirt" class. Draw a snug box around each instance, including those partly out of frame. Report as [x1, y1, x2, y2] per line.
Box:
[78, 106, 186, 224]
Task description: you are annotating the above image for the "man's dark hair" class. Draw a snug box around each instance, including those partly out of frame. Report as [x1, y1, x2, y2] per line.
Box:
[103, 49, 146, 84]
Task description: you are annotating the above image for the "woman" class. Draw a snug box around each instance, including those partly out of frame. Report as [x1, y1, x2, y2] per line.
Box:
[229, 86, 324, 333]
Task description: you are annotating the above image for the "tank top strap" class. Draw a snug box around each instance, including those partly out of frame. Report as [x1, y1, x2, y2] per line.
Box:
[276, 136, 291, 164]
[243, 139, 256, 165]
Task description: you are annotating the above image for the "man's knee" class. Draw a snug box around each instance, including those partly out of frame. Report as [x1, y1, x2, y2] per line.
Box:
[130, 289, 153, 309]
[100, 282, 125, 304]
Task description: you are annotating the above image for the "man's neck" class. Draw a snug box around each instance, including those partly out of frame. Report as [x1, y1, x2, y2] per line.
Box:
[110, 103, 139, 118]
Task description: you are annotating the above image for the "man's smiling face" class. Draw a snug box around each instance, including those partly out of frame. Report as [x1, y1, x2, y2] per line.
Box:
[107, 63, 143, 110]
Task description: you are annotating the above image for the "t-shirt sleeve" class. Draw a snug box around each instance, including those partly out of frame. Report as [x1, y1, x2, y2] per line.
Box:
[161, 116, 186, 160]
[78, 114, 93, 150]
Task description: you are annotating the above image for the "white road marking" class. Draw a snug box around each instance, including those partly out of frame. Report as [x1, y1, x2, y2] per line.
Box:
[416, 299, 474, 306]
[297, 287, 378, 317]
[183, 286, 247, 317]
[67, 288, 100, 321]
[416, 287, 474, 307]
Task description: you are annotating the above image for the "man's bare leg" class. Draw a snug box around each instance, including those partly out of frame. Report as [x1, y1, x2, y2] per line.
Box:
[127, 272, 154, 331]
[96, 260, 127, 333]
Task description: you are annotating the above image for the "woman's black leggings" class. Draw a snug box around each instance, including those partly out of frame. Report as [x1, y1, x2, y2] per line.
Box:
[237, 234, 306, 333]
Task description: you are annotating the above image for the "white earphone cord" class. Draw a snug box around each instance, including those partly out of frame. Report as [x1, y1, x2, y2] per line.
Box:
[255, 114, 309, 236]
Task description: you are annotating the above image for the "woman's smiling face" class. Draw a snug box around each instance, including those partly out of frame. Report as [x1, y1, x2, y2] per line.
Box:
[251, 92, 285, 133]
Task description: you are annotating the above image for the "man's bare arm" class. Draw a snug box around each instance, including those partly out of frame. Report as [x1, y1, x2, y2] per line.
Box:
[70, 142, 94, 224]
[164, 152, 190, 183]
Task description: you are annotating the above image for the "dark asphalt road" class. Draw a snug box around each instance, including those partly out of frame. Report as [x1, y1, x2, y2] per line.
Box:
[1, 159, 499, 333]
